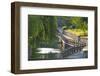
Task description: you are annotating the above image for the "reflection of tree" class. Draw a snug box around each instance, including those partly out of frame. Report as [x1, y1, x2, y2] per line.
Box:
[47, 52, 56, 59]
[31, 49, 41, 59]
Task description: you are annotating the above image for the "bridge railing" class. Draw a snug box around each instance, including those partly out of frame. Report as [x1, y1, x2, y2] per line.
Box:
[58, 32, 86, 47]
[57, 30, 87, 58]
[61, 44, 86, 58]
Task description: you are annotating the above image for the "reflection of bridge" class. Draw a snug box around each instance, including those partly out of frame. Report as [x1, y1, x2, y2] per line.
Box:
[57, 29, 87, 58]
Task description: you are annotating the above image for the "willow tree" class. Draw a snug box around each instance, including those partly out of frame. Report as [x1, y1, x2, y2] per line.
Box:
[28, 15, 58, 59]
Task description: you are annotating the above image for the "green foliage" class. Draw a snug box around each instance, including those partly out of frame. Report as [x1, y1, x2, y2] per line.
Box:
[61, 16, 88, 36]
[28, 15, 58, 58]
[70, 17, 88, 30]
[67, 29, 87, 36]
[70, 17, 88, 36]
[28, 15, 57, 48]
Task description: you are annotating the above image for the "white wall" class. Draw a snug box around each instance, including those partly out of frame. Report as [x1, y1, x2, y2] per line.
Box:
[0, 0, 100, 76]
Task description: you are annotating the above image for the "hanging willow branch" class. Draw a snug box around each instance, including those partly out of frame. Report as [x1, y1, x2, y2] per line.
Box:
[28, 15, 57, 49]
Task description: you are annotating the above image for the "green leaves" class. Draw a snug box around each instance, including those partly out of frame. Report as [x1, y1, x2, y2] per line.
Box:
[61, 16, 88, 35]
[28, 15, 57, 49]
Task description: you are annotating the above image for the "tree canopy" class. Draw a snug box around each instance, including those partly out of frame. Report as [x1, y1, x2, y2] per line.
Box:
[28, 15, 58, 49]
